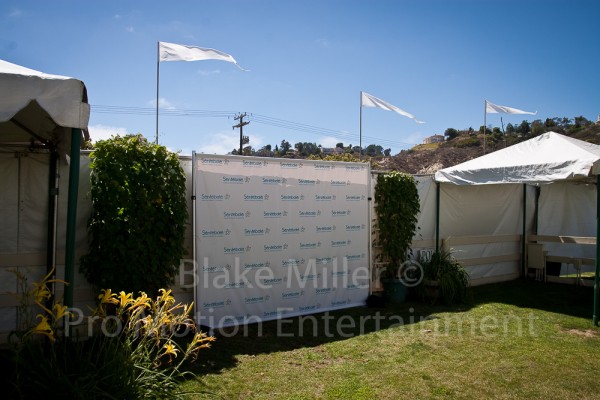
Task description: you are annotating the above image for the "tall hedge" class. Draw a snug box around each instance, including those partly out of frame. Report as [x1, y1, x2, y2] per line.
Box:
[80, 135, 187, 295]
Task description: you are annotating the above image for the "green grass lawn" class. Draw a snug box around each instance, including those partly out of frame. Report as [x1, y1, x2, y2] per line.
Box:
[181, 280, 600, 399]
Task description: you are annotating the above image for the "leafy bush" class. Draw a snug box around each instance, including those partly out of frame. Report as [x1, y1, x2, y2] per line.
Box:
[80, 134, 188, 295]
[454, 137, 480, 148]
[7, 270, 215, 399]
[374, 171, 420, 278]
[419, 248, 470, 304]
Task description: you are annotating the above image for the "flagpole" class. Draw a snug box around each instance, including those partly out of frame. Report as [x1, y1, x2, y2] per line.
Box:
[483, 100, 487, 155]
[359, 91, 363, 161]
[156, 41, 160, 145]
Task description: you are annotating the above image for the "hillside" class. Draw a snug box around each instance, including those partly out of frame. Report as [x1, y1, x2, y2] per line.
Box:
[373, 121, 600, 174]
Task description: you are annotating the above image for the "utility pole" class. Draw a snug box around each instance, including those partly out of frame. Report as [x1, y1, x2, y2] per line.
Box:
[233, 113, 250, 155]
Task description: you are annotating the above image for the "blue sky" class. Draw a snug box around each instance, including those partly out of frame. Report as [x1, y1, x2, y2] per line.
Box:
[1, 0, 598, 155]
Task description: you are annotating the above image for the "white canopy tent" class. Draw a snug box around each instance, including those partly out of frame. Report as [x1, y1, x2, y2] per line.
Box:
[434, 132, 600, 324]
[0, 59, 90, 309]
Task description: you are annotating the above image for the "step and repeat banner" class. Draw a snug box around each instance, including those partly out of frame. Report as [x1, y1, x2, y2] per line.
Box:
[193, 154, 370, 328]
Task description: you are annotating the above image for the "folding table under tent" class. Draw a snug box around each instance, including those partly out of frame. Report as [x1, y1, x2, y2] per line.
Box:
[0, 59, 90, 311]
[434, 131, 600, 324]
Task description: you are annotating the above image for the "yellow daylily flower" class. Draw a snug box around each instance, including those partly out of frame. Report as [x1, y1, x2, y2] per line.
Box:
[31, 314, 55, 342]
[118, 291, 133, 308]
[130, 292, 151, 310]
[32, 282, 52, 304]
[160, 342, 179, 363]
[52, 303, 73, 320]
[98, 289, 118, 305]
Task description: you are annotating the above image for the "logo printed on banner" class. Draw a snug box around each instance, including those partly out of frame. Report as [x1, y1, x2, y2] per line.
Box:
[281, 194, 303, 201]
[314, 163, 334, 170]
[331, 239, 350, 247]
[299, 210, 321, 217]
[264, 243, 288, 252]
[280, 161, 303, 169]
[331, 209, 351, 217]
[201, 157, 229, 165]
[298, 178, 320, 185]
[202, 263, 231, 273]
[261, 276, 285, 286]
[262, 177, 286, 185]
[330, 180, 349, 186]
[345, 164, 364, 171]
[345, 253, 365, 261]
[315, 194, 335, 201]
[223, 211, 246, 219]
[243, 193, 269, 201]
[300, 273, 321, 281]
[224, 281, 247, 289]
[244, 227, 270, 236]
[222, 175, 249, 184]
[331, 299, 352, 307]
[345, 194, 364, 201]
[282, 290, 304, 299]
[223, 246, 246, 254]
[202, 298, 231, 309]
[345, 224, 363, 232]
[282, 258, 305, 267]
[315, 287, 334, 295]
[316, 256, 333, 265]
[200, 193, 230, 201]
[243, 261, 270, 270]
[316, 225, 335, 233]
[263, 210, 288, 218]
[242, 159, 266, 167]
[201, 229, 231, 237]
[245, 295, 270, 304]
[281, 226, 305, 234]
[299, 241, 321, 250]
[299, 304, 320, 312]
[264, 309, 288, 318]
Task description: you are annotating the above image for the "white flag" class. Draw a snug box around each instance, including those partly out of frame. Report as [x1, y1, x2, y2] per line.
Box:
[158, 41, 248, 70]
[486, 100, 536, 115]
[361, 92, 424, 124]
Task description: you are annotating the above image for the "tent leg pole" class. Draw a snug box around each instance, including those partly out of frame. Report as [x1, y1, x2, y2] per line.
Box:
[64, 128, 81, 314]
[522, 184, 527, 277]
[594, 175, 599, 326]
[46, 147, 59, 310]
[435, 182, 440, 253]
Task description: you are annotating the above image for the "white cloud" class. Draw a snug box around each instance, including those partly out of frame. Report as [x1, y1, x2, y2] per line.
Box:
[114, 14, 122, 19]
[8, 9, 22, 17]
[318, 136, 342, 148]
[88, 124, 131, 143]
[196, 132, 239, 154]
[148, 97, 176, 110]
[315, 38, 330, 47]
[126, 26, 134, 33]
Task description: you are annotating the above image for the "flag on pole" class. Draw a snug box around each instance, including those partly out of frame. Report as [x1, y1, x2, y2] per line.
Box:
[361, 92, 424, 123]
[485, 100, 536, 115]
[158, 41, 248, 70]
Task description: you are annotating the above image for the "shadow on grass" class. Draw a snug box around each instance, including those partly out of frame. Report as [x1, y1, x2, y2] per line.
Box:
[187, 279, 596, 377]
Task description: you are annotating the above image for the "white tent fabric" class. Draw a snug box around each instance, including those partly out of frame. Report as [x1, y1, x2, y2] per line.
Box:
[0, 59, 90, 151]
[435, 132, 600, 185]
[433, 132, 600, 285]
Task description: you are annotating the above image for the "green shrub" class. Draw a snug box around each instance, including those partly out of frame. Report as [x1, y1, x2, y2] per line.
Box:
[454, 137, 480, 148]
[80, 134, 188, 295]
[419, 248, 470, 304]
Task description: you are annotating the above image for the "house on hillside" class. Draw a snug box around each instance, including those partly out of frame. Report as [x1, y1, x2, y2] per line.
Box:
[423, 134, 444, 144]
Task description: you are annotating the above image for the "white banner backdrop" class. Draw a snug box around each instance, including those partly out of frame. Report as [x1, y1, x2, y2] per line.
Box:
[193, 154, 371, 328]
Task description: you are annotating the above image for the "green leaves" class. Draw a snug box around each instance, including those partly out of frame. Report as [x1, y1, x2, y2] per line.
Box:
[374, 171, 420, 270]
[80, 134, 188, 295]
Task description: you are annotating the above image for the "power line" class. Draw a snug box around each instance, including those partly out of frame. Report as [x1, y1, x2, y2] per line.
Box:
[90, 104, 419, 148]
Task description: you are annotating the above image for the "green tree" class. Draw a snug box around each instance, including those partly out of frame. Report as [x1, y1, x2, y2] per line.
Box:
[444, 128, 459, 141]
[280, 140, 291, 154]
[80, 134, 187, 295]
[365, 144, 383, 157]
[384, 148, 391, 157]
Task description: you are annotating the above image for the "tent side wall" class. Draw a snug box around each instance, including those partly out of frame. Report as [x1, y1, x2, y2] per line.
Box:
[0, 152, 195, 341]
[438, 182, 537, 285]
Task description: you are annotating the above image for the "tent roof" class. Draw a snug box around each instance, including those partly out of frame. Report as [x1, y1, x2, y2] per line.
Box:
[0, 59, 90, 152]
[435, 132, 600, 185]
